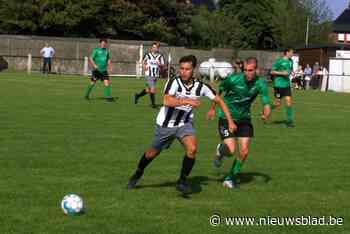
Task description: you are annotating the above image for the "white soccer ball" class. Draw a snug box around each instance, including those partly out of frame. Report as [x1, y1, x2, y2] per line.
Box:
[61, 194, 84, 215]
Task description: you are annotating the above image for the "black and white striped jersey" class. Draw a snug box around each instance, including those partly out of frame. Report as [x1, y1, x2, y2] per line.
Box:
[143, 52, 165, 77]
[156, 77, 217, 128]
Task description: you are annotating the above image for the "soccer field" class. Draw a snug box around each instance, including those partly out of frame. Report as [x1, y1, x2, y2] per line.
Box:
[0, 72, 349, 234]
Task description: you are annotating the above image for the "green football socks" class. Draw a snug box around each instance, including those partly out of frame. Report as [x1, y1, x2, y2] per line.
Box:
[286, 106, 294, 123]
[225, 159, 243, 181]
[85, 84, 95, 98]
[104, 85, 112, 98]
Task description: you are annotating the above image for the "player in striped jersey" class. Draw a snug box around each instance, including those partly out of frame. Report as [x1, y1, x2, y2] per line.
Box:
[127, 55, 236, 194]
[134, 42, 165, 108]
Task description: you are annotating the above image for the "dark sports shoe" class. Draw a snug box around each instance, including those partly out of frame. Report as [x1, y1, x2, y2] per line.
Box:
[151, 104, 157, 109]
[127, 170, 143, 189]
[286, 121, 295, 128]
[213, 143, 224, 168]
[134, 93, 139, 104]
[105, 97, 115, 102]
[84, 96, 90, 100]
[176, 179, 192, 194]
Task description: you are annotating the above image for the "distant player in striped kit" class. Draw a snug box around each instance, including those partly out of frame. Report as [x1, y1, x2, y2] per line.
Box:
[127, 55, 236, 194]
[134, 42, 165, 108]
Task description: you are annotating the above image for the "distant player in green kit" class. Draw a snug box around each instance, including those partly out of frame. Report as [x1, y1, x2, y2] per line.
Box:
[271, 48, 295, 127]
[207, 57, 271, 189]
[84, 38, 114, 102]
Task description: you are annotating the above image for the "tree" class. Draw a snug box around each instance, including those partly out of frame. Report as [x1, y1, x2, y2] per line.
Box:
[0, 0, 40, 34]
[270, 0, 307, 47]
[270, 0, 333, 47]
[301, 0, 333, 44]
[0, 0, 334, 48]
[219, 0, 280, 49]
[191, 6, 244, 48]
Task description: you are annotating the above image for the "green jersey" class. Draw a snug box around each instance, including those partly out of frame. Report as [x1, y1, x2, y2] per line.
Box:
[91, 47, 110, 72]
[217, 73, 270, 121]
[271, 57, 293, 88]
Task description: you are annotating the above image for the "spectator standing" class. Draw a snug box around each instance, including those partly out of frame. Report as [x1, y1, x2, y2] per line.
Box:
[40, 43, 55, 74]
[293, 65, 303, 90]
[321, 66, 329, 91]
[311, 62, 320, 89]
[303, 64, 312, 90]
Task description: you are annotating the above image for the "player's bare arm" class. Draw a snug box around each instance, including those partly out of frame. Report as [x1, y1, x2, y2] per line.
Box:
[213, 96, 236, 133]
[108, 59, 112, 73]
[271, 70, 289, 76]
[163, 94, 200, 108]
[206, 89, 225, 120]
[89, 57, 97, 70]
[260, 104, 271, 121]
[143, 61, 148, 71]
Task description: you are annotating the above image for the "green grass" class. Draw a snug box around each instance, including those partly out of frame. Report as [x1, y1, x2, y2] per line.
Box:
[0, 72, 349, 234]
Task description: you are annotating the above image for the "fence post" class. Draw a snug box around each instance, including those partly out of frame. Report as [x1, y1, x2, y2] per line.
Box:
[27, 54, 32, 75]
[321, 72, 328, 92]
[83, 56, 89, 75]
[136, 44, 143, 79]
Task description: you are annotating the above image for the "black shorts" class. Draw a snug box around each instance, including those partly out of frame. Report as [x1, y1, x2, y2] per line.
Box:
[274, 87, 292, 98]
[91, 70, 109, 81]
[218, 118, 254, 140]
[43, 57, 52, 65]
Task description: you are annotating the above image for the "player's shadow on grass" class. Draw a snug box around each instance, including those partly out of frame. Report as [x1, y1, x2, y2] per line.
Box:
[153, 104, 162, 109]
[136, 176, 211, 194]
[271, 120, 287, 125]
[214, 171, 271, 185]
[236, 172, 271, 185]
[145, 104, 162, 109]
[188, 176, 210, 193]
[96, 96, 119, 101]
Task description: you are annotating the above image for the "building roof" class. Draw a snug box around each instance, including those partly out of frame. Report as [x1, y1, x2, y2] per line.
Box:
[332, 7, 350, 33]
